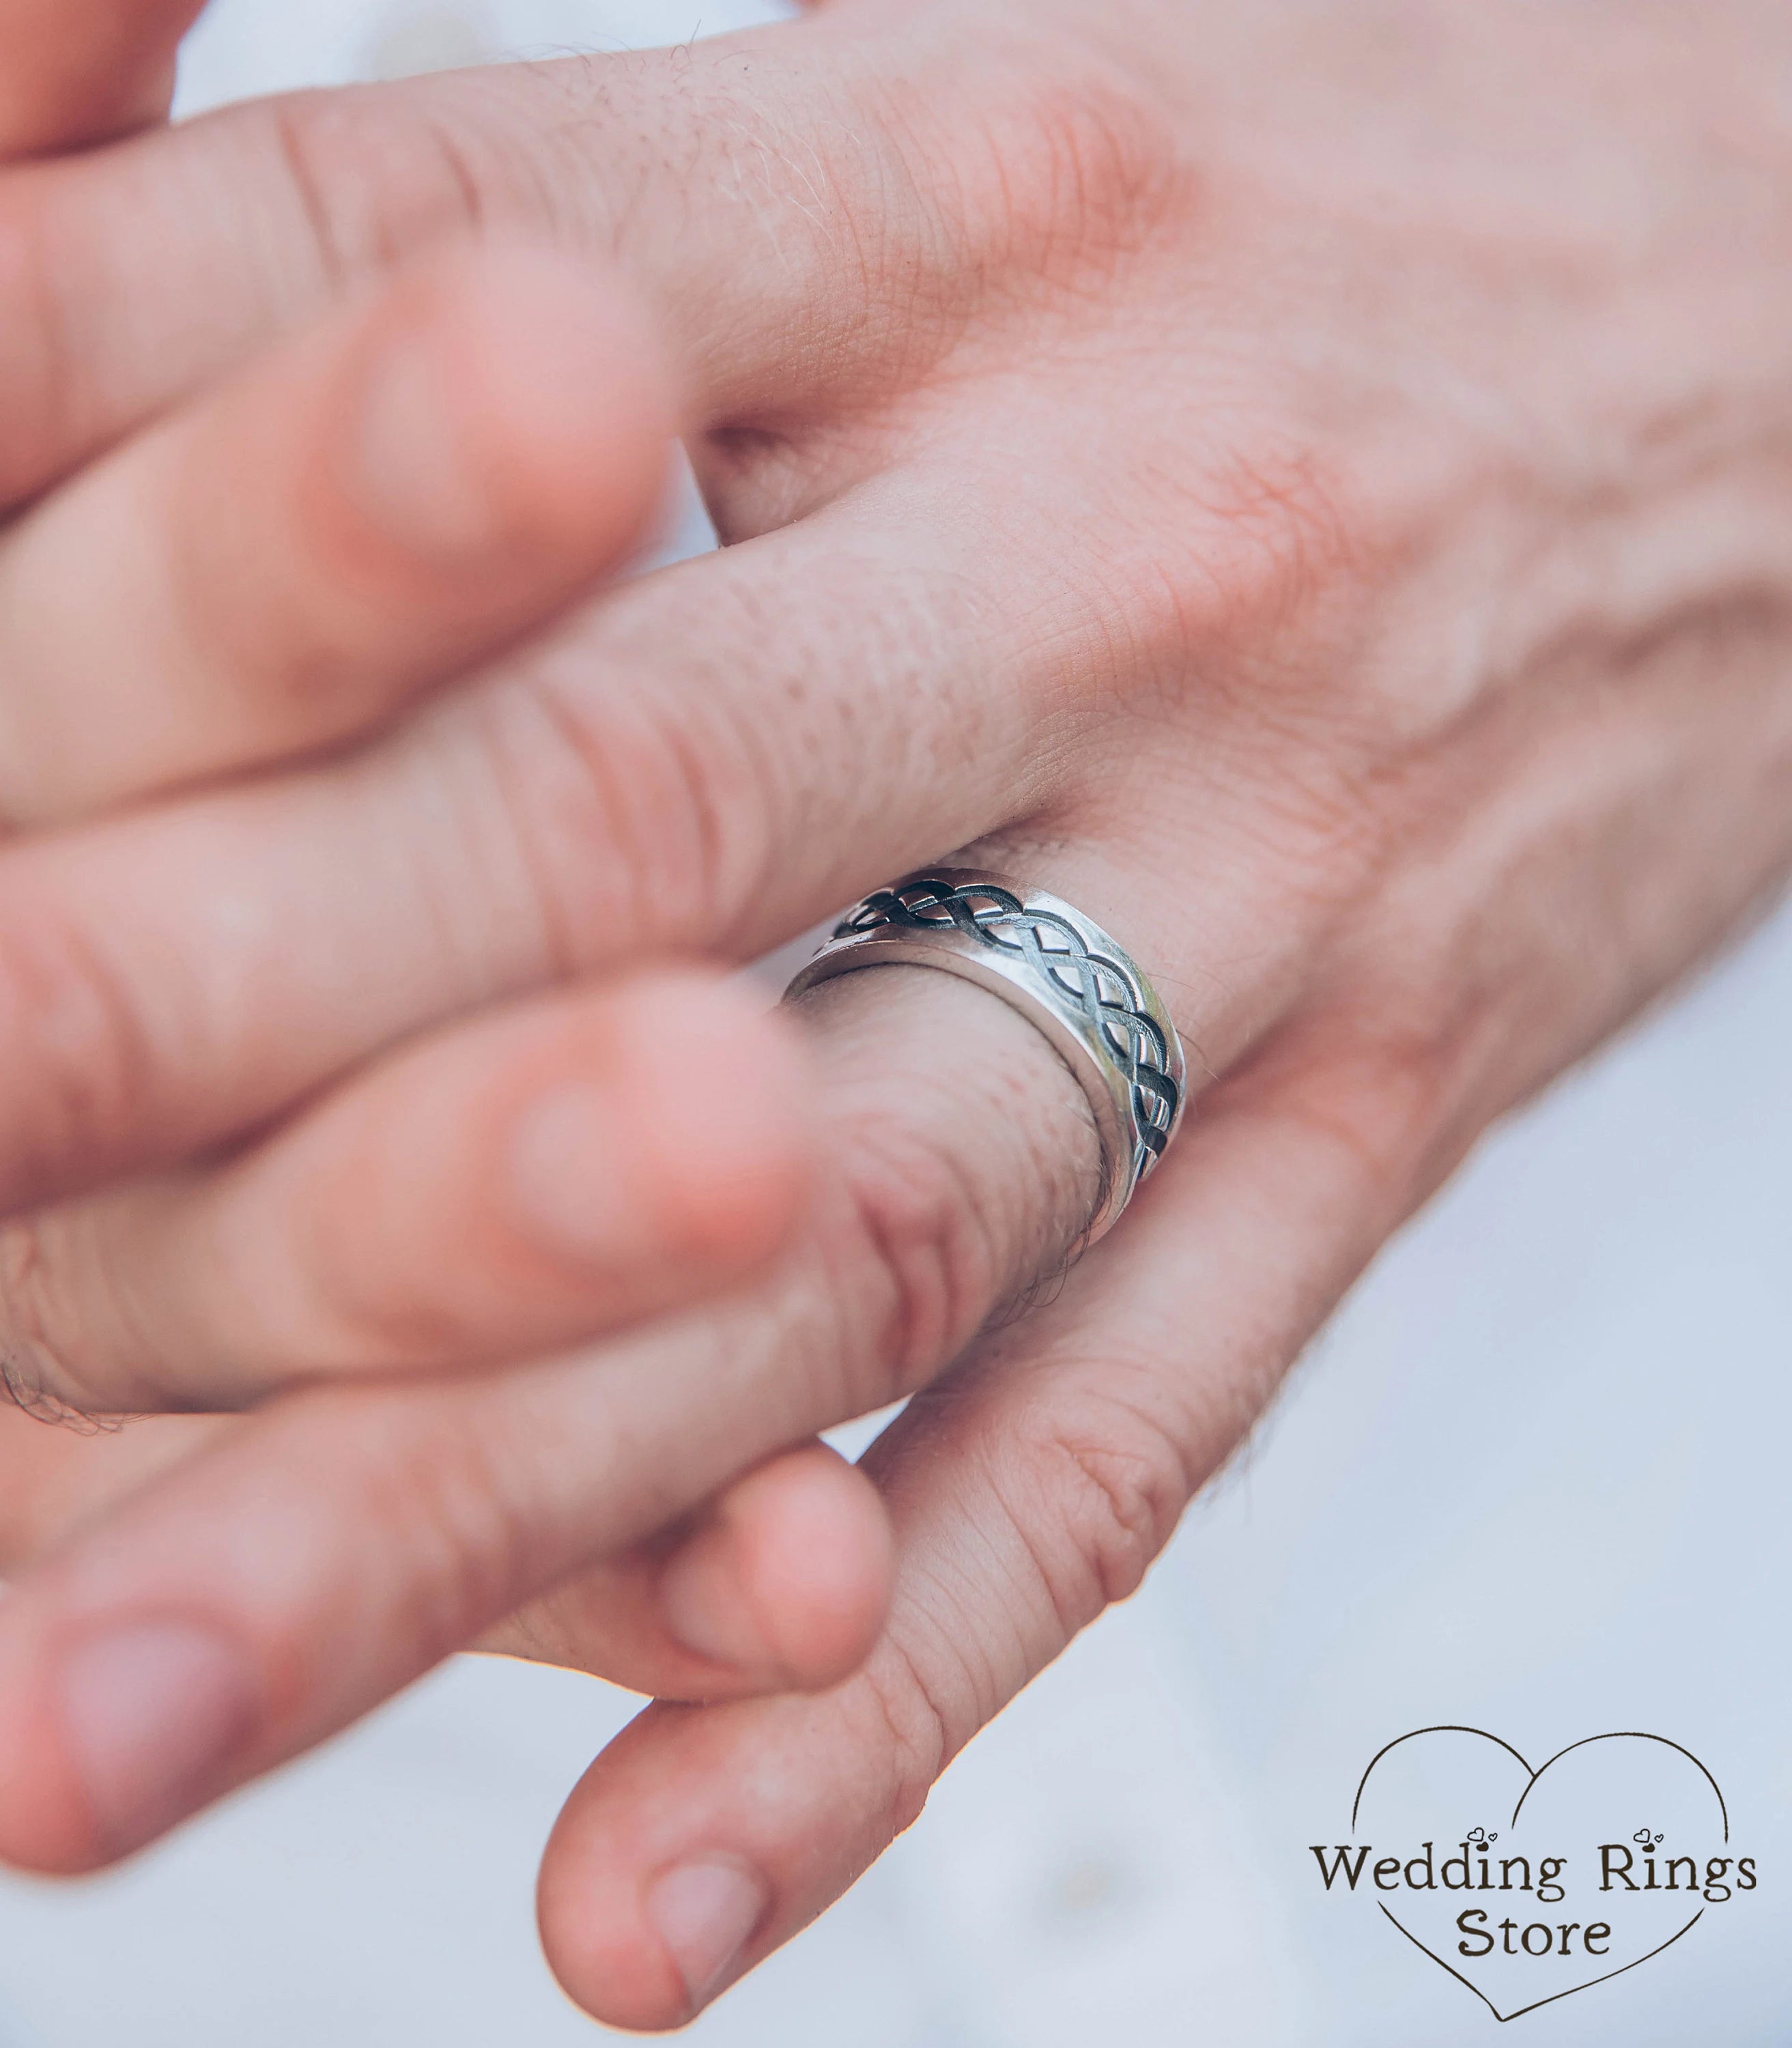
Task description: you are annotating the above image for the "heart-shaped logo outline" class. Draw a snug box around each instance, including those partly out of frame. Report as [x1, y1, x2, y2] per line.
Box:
[1352, 1726, 1729, 2023]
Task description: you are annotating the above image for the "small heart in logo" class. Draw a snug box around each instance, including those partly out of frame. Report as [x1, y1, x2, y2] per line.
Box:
[1327, 1727, 1744, 2021]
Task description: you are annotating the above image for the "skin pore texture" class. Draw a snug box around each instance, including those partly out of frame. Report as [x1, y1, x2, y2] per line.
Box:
[0, 0, 1789, 2027]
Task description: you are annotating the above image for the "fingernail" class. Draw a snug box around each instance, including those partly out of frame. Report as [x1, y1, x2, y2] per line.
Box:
[658, 1531, 768, 1673]
[645, 1857, 768, 2010]
[507, 1081, 651, 1266]
[352, 327, 495, 559]
[58, 1620, 257, 1856]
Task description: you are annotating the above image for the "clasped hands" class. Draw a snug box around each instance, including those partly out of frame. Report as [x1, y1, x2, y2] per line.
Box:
[1, 0, 1790, 2028]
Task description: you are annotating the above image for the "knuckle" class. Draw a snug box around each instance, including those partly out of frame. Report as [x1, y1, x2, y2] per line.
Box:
[979, 70, 1185, 279]
[469, 617, 773, 965]
[828, 1114, 1002, 1402]
[319, 1394, 544, 1660]
[612, 44, 1189, 405]
[797, 975, 1103, 1411]
[1003, 1382, 1192, 1619]
[1244, 996, 1462, 1210]
[0, 894, 162, 1210]
[1186, 441, 1370, 651]
[855, 1632, 959, 1841]
[880, 55, 1185, 304]
[258, 86, 511, 300]
[1131, 438, 1380, 697]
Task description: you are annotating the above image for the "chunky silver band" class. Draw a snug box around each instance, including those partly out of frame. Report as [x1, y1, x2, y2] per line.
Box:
[784, 870, 1186, 1240]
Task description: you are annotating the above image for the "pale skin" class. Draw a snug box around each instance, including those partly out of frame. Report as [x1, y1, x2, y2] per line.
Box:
[0, 0, 1789, 2029]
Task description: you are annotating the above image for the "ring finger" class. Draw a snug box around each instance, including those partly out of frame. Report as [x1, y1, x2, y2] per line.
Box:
[539, 1058, 1406, 2027]
[0, 433, 1337, 1227]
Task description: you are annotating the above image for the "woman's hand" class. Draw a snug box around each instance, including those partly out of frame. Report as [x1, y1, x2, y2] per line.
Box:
[0, 0, 898, 1824]
[1, 0, 1791, 2028]
[0, 0, 194, 155]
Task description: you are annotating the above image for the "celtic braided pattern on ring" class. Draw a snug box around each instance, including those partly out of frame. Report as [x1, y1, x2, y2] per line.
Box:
[835, 877, 1182, 1178]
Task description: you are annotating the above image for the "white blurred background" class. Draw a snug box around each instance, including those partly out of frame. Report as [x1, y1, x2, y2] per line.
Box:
[0, 4, 1786, 2042]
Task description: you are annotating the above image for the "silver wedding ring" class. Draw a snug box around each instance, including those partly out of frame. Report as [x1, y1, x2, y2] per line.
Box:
[784, 870, 1186, 1241]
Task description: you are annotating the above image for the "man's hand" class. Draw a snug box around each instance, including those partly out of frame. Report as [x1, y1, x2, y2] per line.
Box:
[0, 0, 1790, 2030]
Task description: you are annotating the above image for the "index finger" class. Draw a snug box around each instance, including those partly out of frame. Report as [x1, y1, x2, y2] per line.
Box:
[0, 22, 930, 507]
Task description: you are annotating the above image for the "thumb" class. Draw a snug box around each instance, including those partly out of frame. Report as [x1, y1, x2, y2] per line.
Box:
[533, 1062, 1417, 2028]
